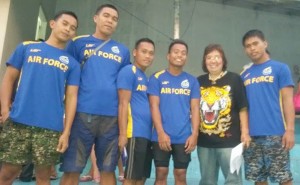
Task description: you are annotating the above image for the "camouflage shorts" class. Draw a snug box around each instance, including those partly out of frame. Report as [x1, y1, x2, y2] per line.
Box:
[0, 118, 61, 166]
[244, 136, 293, 183]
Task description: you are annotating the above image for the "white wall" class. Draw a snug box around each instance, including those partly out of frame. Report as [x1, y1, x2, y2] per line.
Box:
[0, 0, 11, 79]
[0, 0, 57, 80]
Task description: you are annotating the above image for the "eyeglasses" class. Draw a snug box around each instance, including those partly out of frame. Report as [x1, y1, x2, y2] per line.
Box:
[206, 55, 221, 61]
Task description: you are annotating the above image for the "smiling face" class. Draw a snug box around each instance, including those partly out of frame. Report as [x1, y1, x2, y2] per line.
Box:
[94, 7, 118, 39]
[244, 36, 269, 64]
[205, 50, 223, 76]
[167, 43, 188, 68]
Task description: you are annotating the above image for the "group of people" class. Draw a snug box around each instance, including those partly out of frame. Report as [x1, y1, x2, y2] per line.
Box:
[0, 3, 296, 185]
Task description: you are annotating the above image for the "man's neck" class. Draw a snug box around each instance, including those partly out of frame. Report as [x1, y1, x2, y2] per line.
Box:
[168, 66, 183, 76]
[45, 37, 66, 49]
[93, 31, 110, 40]
[134, 62, 146, 72]
[253, 53, 270, 64]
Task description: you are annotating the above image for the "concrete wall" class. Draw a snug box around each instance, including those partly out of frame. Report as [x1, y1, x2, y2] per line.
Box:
[55, 0, 300, 83]
[0, 0, 11, 79]
[1, 0, 300, 83]
[0, 0, 57, 80]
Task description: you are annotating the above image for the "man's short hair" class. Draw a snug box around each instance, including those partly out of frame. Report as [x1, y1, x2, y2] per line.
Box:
[53, 10, 78, 22]
[168, 39, 188, 53]
[242, 29, 266, 46]
[95, 4, 119, 16]
[135, 38, 155, 49]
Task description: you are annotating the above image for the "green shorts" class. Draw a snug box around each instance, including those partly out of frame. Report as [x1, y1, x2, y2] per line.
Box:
[0, 118, 61, 166]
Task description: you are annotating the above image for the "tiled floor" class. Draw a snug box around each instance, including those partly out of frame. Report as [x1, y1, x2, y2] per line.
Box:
[13, 119, 300, 185]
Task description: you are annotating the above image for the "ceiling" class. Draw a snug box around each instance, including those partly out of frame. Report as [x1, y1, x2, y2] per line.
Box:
[197, 0, 300, 16]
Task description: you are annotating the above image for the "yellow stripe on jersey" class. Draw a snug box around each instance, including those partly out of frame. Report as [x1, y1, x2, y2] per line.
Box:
[23, 41, 40, 45]
[72, 35, 89, 41]
[279, 91, 286, 129]
[127, 103, 133, 138]
[154, 70, 166, 79]
[132, 65, 136, 74]
[240, 62, 253, 75]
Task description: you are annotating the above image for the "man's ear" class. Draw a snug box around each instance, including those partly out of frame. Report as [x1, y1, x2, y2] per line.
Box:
[49, 20, 55, 29]
[93, 15, 98, 24]
[132, 49, 137, 57]
[264, 40, 268, 48]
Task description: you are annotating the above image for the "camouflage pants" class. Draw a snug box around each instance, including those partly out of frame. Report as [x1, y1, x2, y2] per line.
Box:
[0, 118, 61, 166]
[244, 135, 293, 183]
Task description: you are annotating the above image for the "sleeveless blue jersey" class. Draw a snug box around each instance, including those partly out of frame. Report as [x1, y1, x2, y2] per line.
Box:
[7, 41, 80, 131]
[148, 70, 200, 144]
[66, 35, 131, 116]
[117, 65, 152, 140]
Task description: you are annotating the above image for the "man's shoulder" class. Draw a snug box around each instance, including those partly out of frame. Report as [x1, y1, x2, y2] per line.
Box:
[72, 35, 90, 42]
[108, 39, 130, 52]
[22, 41, 41, 46]
[120, 64, 135, 73]
[268, 59, 288, 67]
[182, 71, 197, 80]
[152, 69, 166, 79]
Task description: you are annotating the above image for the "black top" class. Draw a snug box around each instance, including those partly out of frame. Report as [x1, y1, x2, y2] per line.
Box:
[197, 71, 248, 148]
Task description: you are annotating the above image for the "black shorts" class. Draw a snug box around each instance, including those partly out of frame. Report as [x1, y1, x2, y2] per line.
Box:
[152, 142, 191, 169]
[125, 137, 153, 180]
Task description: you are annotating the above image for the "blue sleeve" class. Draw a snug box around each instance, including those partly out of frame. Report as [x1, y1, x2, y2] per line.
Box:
[6, 43, 26, 70]
[65, 40, 81, 64]
[121, 48, 131, 67]
[147, 75, 160, 96]
[66, 59, 80, 86]
[117, 66, 135, 91]
[278, 64, 294, 89]
[191, 77, 200, 99]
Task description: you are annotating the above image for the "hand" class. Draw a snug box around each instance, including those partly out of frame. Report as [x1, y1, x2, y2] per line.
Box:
[158, 132, 172, 152]
[118, 135, 128, 153]
[56, 133, 69, 153]
[282, 130, 295, 151]
[185, 134, 197, 154]
[241, 133, 251, 148]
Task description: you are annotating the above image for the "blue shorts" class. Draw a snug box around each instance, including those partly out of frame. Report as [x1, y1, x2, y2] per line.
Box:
[244, 136, 293, 183]
[60, 112, 119, 173]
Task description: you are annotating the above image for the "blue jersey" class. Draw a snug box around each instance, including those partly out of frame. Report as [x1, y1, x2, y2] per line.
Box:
[117, 65, 152, 140]
[7, 41, 80, 131]
[66, 35, 131, 116]
[148, 70, 200, 144]
[240, 60, 294, 136]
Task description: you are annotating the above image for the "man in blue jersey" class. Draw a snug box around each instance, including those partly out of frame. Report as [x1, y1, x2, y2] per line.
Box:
[60, 4, 131, 185]
[241, 30, 295, 185]
[148, 39, 200, 185]
[117, 38, 155, 185]
[0, 10, 80, 185]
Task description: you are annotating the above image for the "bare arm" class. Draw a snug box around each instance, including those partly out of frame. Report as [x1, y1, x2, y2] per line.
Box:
[149, 95, 171, 151]
[185, 98, 200, 153]
[281, 86, 295, 150]
[56, 85, 78, 153]
[0, 66, 20, 122]
[239, 108, 251, 148]
[118, 89, 132, 152]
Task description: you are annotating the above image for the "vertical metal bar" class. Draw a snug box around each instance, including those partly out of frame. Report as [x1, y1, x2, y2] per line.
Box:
[174, 0, 180, 39]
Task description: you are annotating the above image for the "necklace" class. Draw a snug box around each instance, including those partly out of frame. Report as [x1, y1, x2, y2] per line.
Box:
[209, 71, 227, 84]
